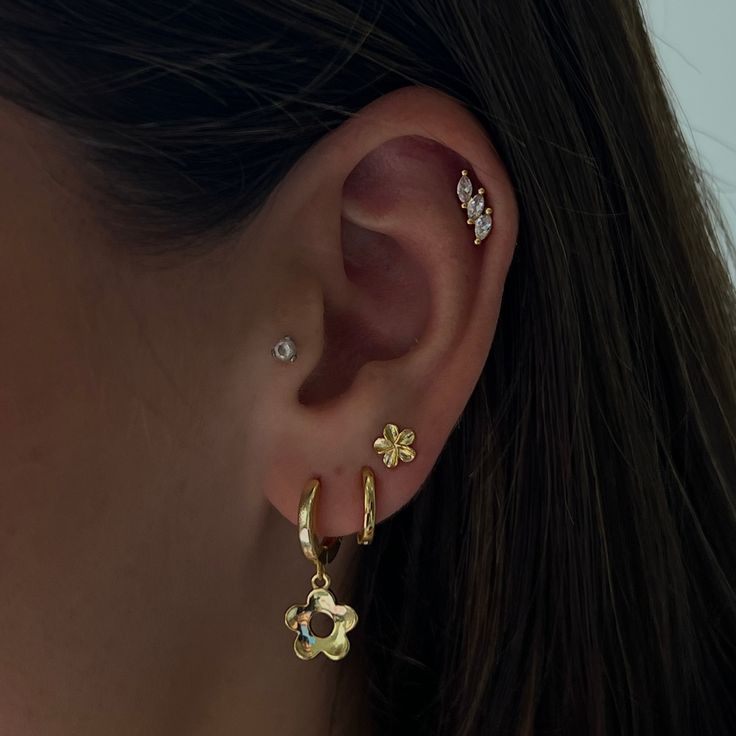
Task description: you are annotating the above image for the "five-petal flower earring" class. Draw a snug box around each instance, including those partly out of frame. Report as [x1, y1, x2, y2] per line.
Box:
[284, 467, 376, 661]
[373, 423, 417, 469]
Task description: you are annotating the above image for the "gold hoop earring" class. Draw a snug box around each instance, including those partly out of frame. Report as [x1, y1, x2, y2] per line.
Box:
[297, 478, 341, 569]
[284, 479, 357, 661]
[357, 467, 376, 545]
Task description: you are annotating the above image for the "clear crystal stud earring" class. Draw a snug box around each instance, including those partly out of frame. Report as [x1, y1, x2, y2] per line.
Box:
[456, 169, 493, 245]
[272, 336, 297, 363]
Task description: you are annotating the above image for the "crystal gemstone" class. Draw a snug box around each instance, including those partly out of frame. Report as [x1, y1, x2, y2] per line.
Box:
[474, 214, 493, 242]
[456, 174, 473, 204]
[467, 194, 485, 221]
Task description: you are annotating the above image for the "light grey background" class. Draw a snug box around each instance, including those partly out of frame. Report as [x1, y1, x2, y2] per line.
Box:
[645, 0, 736, 248]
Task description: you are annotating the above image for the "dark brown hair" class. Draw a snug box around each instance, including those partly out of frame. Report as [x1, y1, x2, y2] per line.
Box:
[2, 1, 735, 733]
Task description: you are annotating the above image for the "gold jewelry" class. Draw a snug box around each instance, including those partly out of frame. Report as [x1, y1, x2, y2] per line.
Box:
[456, 169, 493, 244]
[284, 479, 357, 661]
[357, 467, 376, 545]
[373, 422, 417, 469]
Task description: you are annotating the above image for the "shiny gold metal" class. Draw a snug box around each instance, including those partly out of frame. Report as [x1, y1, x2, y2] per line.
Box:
[285, 478, 357, 661]
[297, 478, 341, 565]
[357, 466, 376, 545]
[285, 584, 358, 661]
[373, 423, 417, 469]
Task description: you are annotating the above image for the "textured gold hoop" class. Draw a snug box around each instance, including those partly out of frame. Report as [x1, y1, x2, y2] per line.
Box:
[357, 467, 376, 545]
[298, 478, 340, 565]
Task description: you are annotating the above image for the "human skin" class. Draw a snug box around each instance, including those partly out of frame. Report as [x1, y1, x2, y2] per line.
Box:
[0, 87, 518, 735]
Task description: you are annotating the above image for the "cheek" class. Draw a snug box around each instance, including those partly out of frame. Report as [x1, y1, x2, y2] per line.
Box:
[0, 108, 270, 698]
[0, 211, 229, 629]
[0, 233, 253, 688]
[0, 108, 139, 571]
[0, 226, 148, 590]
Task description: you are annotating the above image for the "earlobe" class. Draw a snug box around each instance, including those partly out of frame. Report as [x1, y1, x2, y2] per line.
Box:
[253, 86, 518, 539]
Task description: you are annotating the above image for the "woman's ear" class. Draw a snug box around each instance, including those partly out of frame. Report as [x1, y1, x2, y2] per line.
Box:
[248, 86, 518, 536]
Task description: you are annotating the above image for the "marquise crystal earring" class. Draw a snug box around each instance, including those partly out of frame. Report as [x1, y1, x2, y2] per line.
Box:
[456, 169, 493, 245]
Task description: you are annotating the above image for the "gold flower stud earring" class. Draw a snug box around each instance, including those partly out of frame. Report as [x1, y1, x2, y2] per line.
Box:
[373, 423, 417, 469]
[456, 169, 493, 245]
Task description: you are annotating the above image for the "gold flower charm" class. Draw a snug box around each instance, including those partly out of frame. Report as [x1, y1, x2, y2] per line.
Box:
[285, 586, 358, 661]
[373, 423, 416, 469]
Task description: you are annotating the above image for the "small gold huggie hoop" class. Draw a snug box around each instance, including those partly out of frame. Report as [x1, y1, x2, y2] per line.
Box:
[357, 467, 376, 545]
[298, 478, 341, 566]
